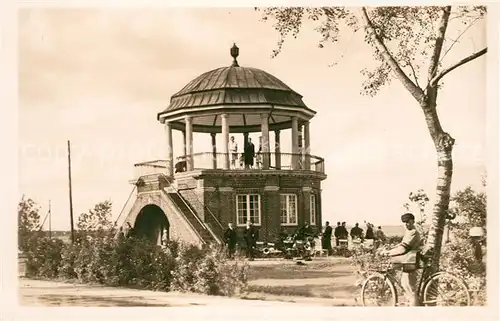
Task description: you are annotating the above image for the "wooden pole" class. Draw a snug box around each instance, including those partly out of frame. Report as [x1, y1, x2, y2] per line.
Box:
[48, 200, 52, 239]
[68, 140, 75, 244]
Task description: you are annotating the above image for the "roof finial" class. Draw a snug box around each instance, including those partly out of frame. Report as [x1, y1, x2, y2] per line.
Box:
[230, 43, 239, 67]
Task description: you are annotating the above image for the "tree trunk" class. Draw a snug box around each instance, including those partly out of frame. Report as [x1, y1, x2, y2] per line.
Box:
[421, 95, 455, 268]
[425, 142, 454, 268]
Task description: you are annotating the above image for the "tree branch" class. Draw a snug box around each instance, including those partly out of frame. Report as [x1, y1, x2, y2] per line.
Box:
[438, 16, 482, 66]
[430, 47, 487, 86]
[408, 60, 421, 90]
[428, 6, 452, 82]
[360, 7, 424, 102]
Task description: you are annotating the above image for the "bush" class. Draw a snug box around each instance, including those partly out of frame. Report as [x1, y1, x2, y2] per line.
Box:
[24, 238, 64, 279]
[21, 232, 249, 297]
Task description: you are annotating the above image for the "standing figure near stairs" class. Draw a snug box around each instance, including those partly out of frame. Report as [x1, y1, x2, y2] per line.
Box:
[224, 222, 238, 259]
[243, 220, 259, 261]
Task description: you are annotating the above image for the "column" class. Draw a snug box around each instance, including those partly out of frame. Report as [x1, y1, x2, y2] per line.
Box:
[303, 121, 311, 170]
[165, 122, 173, 176]
[243, 132, 249, 150]
[291, 116, 299, 170]
[211, 133, 217, 169]
[185, 116, 193, 171]
[243, 133, 249, 169]
[298, 124, 303, 169]
[274, 130, 281, 169]
[261, 113, 270, 169]
[182, 130, 187, 159]
[221, 113, 230, 170]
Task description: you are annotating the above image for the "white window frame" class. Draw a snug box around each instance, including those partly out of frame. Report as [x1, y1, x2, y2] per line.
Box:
[310, 194, 317, 225]
[236, 194, 261, 226]
[280, 194, 298, 226]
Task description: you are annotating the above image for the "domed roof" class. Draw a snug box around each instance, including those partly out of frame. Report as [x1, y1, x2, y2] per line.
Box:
[157, 44, 316, 133]
[165, 66, 306, 111]
[162, 44, 308, 113]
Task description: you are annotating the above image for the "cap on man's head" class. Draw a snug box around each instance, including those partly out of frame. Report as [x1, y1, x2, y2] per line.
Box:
[401, 213, 415, 222]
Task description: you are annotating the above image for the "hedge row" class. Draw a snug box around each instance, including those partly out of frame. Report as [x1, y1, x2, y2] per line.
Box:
[23, 234, 249, 297]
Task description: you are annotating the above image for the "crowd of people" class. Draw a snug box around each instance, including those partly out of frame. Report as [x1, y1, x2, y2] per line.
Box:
[222, 220, 388, 260]
[320, 221, 387, 254]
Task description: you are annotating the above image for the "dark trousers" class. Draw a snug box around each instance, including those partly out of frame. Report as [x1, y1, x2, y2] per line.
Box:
[227, 244, 236, 258]
[245, 241, 254, 259]
[323, 237, 332, 250]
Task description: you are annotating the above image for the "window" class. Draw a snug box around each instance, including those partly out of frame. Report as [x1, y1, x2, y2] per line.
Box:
[280, 194, 297, 225]
[310, 194, 316, 225]
[236, 194, 261, 226]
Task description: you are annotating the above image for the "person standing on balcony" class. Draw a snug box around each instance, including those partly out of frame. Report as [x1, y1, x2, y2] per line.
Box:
[224, 222, 238, 259]
[244, 138, 255, 169]
[255, 136, 263, 169]
[229, 136, 238, 169]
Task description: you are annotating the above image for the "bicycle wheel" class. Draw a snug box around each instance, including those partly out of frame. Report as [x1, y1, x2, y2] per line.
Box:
[361, 273, 397, 306]
[422, 272, 471, 306]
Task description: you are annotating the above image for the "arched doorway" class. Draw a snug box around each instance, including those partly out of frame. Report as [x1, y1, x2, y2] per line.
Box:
[134, 204, 170, 245]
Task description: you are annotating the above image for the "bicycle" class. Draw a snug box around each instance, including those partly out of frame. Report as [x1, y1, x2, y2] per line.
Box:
[360, 253, 471, 306]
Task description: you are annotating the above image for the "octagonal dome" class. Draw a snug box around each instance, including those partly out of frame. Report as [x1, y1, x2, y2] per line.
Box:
[157, 44, 316, 133]
[165, 66, 308, 111]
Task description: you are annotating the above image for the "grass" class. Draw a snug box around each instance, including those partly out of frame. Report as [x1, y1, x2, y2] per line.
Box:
[245, 259, 358, 302]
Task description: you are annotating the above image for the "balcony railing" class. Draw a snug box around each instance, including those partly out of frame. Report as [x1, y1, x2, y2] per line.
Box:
[134, 152, 325, 178]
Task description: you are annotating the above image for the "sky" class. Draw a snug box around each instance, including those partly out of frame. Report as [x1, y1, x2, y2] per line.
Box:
[18, 7, 488, 230]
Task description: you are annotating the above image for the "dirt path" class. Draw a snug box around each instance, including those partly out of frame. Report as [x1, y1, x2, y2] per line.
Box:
[19, 279, 300, 307]
[18, 257, 360, 307]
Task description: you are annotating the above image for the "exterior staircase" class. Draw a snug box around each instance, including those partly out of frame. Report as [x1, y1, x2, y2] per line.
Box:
[165, 191, 221, 245]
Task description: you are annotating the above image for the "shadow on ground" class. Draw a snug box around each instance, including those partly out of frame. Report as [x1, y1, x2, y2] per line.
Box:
[28, 294, 206, 307]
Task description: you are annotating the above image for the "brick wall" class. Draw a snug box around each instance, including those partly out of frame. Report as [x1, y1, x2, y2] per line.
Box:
[131, 170, 326, 243]
[197, 171, 325, 242]
[123, 191, 204, 247]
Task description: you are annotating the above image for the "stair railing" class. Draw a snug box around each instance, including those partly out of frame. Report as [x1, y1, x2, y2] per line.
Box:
[113, 185, 137, 229]
[160, 189, 207, 246]
[181, 188, 225, 241]
[161, 175, 222, 245]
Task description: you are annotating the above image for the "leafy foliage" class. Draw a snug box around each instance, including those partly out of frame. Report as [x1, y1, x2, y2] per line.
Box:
[19, 197, 249, 297]
[77, 200, 114, 232]
[258, 6, 486, 96]
[440, 185, 486, 304]
[18, 196, 41, 252]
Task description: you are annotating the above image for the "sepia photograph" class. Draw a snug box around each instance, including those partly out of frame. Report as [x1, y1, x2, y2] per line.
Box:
[11, 3, 496, 315]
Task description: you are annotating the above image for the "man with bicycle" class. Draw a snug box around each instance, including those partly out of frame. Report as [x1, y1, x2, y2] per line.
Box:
[380, 213, 421, 306]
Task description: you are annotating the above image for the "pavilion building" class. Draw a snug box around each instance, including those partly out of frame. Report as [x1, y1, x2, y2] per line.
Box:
[117, 44, 327, 247]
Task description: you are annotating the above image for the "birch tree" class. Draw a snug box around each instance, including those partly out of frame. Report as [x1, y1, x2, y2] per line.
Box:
[258, 6, 487, 268]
